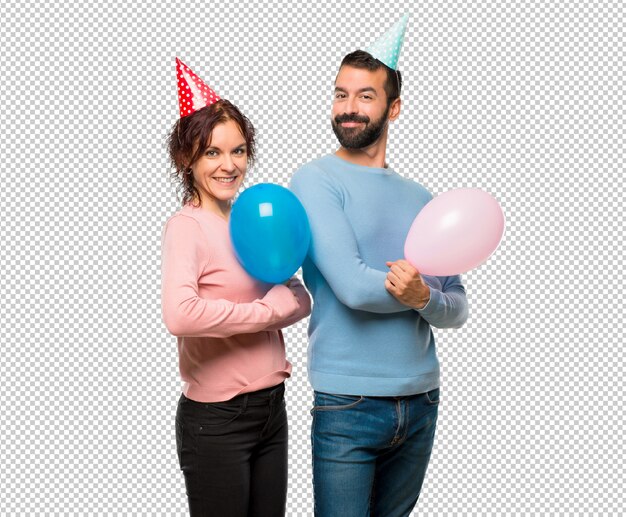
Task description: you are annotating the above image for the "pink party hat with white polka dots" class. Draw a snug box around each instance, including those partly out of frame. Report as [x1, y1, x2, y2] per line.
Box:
[176, 57, 221, 118]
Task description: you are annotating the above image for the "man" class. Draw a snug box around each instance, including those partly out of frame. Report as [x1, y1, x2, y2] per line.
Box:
[290, 15, 469, 517]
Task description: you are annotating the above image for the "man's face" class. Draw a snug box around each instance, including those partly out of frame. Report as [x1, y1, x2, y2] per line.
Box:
[331, 65, 395, 149]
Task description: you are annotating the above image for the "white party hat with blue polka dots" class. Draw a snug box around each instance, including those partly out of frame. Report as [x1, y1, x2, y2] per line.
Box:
[365, 14, 409, 70]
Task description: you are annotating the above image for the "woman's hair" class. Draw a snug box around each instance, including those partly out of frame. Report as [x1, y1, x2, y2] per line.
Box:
[166, 99, 256, 206]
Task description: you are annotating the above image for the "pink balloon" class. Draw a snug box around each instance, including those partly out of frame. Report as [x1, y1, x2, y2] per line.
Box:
[404, 188, 505, 276]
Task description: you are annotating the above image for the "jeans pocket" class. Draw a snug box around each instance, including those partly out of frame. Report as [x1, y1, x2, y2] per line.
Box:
[424, 387, 440, 405]
[197, 402, 245, 433]
[311, 392, 364, 413]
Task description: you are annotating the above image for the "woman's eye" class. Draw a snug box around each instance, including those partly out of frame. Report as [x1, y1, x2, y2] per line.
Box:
[205, 150, 218, 157]
[234, 148, 246, 155]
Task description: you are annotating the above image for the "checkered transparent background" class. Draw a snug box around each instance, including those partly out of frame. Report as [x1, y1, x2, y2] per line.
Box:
[1, 1, 623, 515]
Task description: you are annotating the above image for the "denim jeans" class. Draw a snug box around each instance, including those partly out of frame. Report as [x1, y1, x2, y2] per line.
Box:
[311, 388, 440, 517]
[176, 383, 288, 517]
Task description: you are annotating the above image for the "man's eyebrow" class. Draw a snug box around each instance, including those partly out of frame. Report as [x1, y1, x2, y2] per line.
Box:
[334, 86, 378, 94]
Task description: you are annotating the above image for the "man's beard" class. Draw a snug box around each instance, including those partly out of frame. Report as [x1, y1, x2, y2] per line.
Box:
[331, 105, 390, 149]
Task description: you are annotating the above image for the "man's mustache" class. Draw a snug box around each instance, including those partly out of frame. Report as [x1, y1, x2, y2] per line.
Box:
[334, 114, 370, 124]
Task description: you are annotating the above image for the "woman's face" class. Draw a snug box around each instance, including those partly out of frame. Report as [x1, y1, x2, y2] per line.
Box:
[190, 118, 248, 208]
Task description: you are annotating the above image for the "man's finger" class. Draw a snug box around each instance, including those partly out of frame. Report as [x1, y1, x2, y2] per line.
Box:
[390, 264, 413, 283]
[395, 259, 419, 274]
[386, 271, 402, 286]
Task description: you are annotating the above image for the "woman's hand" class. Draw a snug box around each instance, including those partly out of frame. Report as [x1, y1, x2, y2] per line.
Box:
[284, 277, 304, 302]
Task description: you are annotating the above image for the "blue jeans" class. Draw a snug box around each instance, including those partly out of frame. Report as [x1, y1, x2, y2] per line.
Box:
[311, 388, 440, 517]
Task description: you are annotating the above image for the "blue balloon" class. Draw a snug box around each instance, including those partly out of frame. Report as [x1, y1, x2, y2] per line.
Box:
[229, 183, 311, 283]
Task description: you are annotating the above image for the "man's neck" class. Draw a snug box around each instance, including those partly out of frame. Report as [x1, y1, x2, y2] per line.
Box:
[335, 134, 389, 169]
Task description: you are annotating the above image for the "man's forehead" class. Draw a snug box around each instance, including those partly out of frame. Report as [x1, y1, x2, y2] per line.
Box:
[334, 66, 386, 91]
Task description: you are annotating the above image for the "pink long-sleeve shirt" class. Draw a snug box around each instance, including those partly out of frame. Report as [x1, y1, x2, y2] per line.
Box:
[161, 203, 311, 402]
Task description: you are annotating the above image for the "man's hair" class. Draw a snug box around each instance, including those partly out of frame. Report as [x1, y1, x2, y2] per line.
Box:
[339, 50, 402, 103]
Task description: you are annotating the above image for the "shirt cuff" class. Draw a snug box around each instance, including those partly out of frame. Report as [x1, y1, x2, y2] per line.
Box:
[415, 286, 438, 314]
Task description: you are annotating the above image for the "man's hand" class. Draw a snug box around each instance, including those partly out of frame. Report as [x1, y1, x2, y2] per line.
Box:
[385, 259, 431, 309]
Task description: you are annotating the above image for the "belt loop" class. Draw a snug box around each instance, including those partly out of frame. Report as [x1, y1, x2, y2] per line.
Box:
[267, 385, 275, 404]
[242, 394, 249, 413]
[272, 382, 284, 402]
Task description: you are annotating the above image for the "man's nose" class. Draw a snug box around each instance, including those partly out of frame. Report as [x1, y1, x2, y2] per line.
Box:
[345, 97, 358, 114]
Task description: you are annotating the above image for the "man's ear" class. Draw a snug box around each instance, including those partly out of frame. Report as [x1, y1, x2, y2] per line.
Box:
[388, 97, 401, 121]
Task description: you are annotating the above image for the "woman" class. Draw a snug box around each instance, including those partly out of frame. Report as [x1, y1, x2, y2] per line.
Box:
[161, 58, 311, 516]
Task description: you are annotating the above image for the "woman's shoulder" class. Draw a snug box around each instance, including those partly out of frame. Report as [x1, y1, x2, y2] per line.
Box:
[161, 206, 214, 263]
[162, 204, 227, 250]
[164, 205, 201, 230]
[163, 205, 226, 248]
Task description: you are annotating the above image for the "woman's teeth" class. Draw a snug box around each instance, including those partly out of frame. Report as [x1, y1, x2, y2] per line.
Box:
[214, 177, 236, 183]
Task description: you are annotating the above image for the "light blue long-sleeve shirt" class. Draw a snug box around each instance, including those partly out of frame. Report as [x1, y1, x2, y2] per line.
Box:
[290, 154, 468, 396]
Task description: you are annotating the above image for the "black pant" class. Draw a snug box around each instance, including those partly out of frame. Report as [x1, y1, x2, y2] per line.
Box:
[176, 383, 288, 517]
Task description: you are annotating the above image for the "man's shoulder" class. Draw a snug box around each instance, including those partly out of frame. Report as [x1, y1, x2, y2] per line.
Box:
[383, 167, 432, 197]
[395, 174, 433, 198]
[294, 155, 334, 175]
[291, 155, 336, 187]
